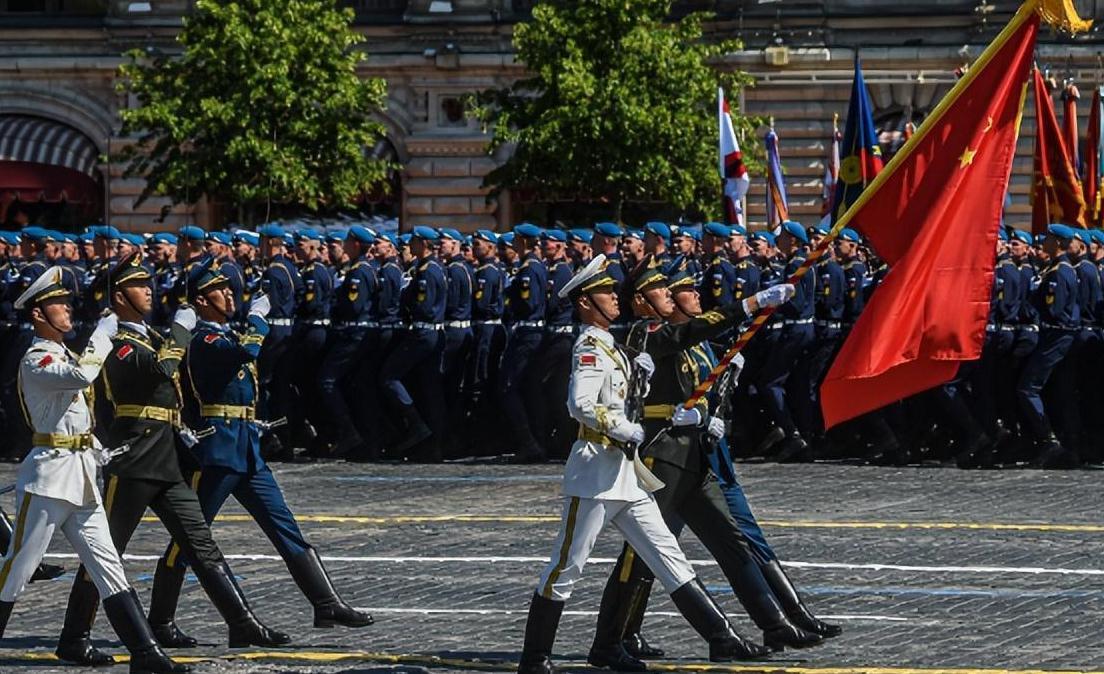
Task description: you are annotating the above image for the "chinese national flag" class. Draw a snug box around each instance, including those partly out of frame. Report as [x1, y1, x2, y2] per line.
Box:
[1031, 68, 1088, 233]
[820, 5, 1039, 428]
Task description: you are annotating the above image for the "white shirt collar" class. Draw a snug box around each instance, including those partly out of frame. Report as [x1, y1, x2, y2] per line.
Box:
[119, 321, 149, 337]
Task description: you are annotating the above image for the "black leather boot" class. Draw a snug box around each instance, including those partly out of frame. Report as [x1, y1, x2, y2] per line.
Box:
[0, 600, 13, 637]
[147, 559, 197, 648]
[193, 562, 291, 647]
[621, 578, 664, 659]
[56, 578, 114, 666]
[669, 578, 770, 661]
[759, 560, 841, 638]
[102, 589, 190, 674]
[723, 558, 823, 651]
[587, 560, 645, 671]
[391, 406, 433, 457]
[1035, 435, 1081, 469]
[518, 592, 564, 674]
[286, 548, 374, 628]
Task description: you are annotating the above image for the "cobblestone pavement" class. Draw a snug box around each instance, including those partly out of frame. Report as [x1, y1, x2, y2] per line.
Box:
[0, 460, 1101, 673]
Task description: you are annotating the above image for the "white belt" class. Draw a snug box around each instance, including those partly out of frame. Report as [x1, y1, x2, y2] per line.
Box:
[514, 320, 544, 328]
[303, 319, 331, 326]
[1041, 323, 1077, 331]
[986, 324, 1015, 333]
[784, 318, 814, 326]
[547, 325, 574, 334]
[815, 320, 841, 329]
[474, 319, 502, 325]
[269, 318, 294, 326]
[1019, 324, 1038, 332]
[411, 321, 443, 331]
[445, 320, 471, 329]
[337, 321, 377, 328]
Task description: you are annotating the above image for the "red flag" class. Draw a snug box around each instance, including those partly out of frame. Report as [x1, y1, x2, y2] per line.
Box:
[1085, 86, 1103, 227]
[820, 5, 1039, 429]
[1031, 68, 1088, 233]
[821, 114, 841, 217]
[1062, 82, 1081, 174]
[719, 88, 750, 227]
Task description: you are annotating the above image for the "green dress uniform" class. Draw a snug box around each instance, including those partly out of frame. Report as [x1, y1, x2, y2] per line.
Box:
[56, 253, 290, 668]
[587, 266, 822, 672]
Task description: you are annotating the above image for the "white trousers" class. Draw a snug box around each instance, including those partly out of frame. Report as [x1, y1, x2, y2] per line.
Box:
[0, 491, 129, 602]
[536, 495, 696, 602]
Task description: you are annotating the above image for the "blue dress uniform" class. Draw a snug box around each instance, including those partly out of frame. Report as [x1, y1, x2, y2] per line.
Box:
[1016, 225, 1080, 466]
[146, 259, 372, 647]
[256, 225, 304, 458]
[970, 249, 1021, 441]
[379, 226, 447, 460]
[319, 227, 381, 459]
[291, 230, 333, 452]
[757, 222, 815, 460]
[499, 224, 549, 462]
[534, 231, 577, 460]
[440, 229, 474, 454]
[792, 247, 844, 439]
[469, 232, 507, 455]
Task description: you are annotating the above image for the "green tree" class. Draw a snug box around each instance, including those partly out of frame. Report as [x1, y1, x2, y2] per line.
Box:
[472, 0, 760, 224]
[116, 0, 391, 224]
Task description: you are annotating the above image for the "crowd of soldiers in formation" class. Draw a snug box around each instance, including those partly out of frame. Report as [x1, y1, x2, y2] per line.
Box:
[0, 216, 1100, 470]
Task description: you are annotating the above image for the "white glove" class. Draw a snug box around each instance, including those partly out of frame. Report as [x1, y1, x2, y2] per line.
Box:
[172, 306, 197, 332]
[671, 407, 703, 428]
[248, 292, 271, 319]
[92, 312, 119, 340]
[753, 283, 796, 309]
[706, 416, 726, 440]
[633, 353, 655, 381]
[609, 420, 645, 446]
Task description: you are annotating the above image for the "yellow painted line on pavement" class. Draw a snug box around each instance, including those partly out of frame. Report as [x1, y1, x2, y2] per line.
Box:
[136, 513, 1104, 533]
[5, 650, 1103, 674]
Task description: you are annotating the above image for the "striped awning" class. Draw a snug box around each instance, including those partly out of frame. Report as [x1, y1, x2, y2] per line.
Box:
[0, 116, 100, 177]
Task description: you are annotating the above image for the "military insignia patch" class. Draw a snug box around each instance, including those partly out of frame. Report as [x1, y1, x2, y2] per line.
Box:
[37, 355, 53, 367]
[579, 354, 596, 367]
[204, 334, 221, 344]
[116, 344, 133, 360]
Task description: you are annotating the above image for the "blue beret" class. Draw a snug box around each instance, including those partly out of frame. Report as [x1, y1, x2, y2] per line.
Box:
[463, 235, 473, 246]
[730, 224, 748, 236]
[541, 229, 567, 242]
[1033, 234, 1047, 246]
[233, 231, 259, 247]
[412, 226, 439, 241]
[750, 230, 775, 245]
[1091, 230, 1104, 245]
[1009, 229, 1032, 245]
[282, 233, 295, 246]
[809, 225, 830, 238]
[121, 233, 146, 247]
[206, 231, 232, 245]
[623, 229, 644, 241]
[149, 232, 178, 245]
[294, 228, 322, 243]
[95, 225, 122, 240]
[398, 233, 412, 245]
[500, 232, 515, 245]
[324, 229, 347, 244]
[473, 229, 498, 243]
[77, 233, 95, 244]
[838, 228, 862, 243]
[258, 224, 286, 238]
[594, 222, 623, 238]
[1072, 228, 1090, 244]
[997, 228, 1009, 242]
[439, 228, 463, 242]
[21, 226, 45, 241]
[703, 222, 732, 238]
[348, 225, 376, 244]
[686, 228, 702, 241]
[178, 225, 206, 242]
[779, 220, 809, 244]
[514, 223, 542, 239]
[378, 233, 398, 246]
[59, 233, 77, 244]
[1047, 224, 1076, 242]
[644, 221, 671, 243]
[0, 231, 17, 245]
[567, 229, 593, 244]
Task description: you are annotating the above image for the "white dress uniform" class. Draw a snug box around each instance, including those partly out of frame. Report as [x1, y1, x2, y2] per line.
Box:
[0, 306, 129, 604]
[536, 323, 696, 602]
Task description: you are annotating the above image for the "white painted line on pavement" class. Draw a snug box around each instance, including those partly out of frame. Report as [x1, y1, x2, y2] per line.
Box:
[356, 607, 912, 622]
[41, 553, 1104, 576]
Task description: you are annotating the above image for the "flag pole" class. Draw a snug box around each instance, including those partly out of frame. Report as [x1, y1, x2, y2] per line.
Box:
[679, 0, 1045, 410]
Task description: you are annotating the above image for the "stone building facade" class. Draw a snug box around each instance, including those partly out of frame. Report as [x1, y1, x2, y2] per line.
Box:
[0, 0, 1099, 232]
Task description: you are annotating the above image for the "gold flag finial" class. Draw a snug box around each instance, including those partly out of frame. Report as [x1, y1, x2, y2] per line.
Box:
[1035, 0, 1092, 33]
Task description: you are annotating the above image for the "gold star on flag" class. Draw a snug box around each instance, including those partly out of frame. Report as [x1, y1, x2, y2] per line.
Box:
[958, 148, 977, 169]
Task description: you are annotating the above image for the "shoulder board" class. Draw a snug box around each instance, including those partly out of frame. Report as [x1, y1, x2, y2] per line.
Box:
[698, 311, 725, 325]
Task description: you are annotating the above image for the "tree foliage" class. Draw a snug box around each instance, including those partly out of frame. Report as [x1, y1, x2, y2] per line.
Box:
[116, 0, 391, 223]
[472, 0, 760, 223]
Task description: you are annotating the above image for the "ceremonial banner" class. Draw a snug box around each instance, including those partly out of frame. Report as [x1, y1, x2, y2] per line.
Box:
[820, 3, 1040, 428]
[765, 127, 789, 227]
[1031, 67, 1088, 233]
[1062, 82, 1081, 175]
[832, 57, 884, 223]
[1086, 86, 1103, 226]
[821, 114, 842, 217]
[719, 88, 750, 227]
